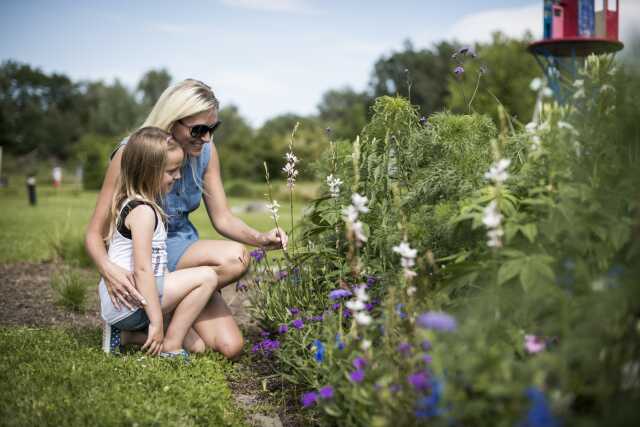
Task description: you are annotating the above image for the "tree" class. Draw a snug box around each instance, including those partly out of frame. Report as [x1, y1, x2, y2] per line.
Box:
[81, 79, 141, 137]
[447, 32, 540, 124]
[215, 105, 256, 180]
[137, 68, 172, 110]
[317, 87, 370, 142]
[369, 40, 460, 117]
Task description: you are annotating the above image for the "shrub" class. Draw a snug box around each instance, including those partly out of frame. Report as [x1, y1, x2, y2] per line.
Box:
[51, 267, 90, 312]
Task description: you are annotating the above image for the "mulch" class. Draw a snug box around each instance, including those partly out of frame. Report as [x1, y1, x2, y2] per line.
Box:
[0, 262, 102, 328]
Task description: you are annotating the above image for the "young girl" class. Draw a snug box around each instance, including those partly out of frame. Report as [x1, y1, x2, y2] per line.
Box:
[100, 127, 218, 358]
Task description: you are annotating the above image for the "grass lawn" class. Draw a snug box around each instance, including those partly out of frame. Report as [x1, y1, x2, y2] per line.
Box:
[0, 181, 310, 263]
[0, 327, 246, 426]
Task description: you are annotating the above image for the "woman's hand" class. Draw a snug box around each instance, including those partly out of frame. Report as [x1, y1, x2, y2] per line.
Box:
[142, 321, 164, 356]
[101, 260, 147, 310]
[259, 227, 288, 251]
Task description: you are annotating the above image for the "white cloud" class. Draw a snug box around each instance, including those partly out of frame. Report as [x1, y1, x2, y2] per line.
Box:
[446, 3, 540, 43]
[219, 0, 321, 14]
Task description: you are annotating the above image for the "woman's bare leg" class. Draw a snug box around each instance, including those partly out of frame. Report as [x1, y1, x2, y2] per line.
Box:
[176, 240, 251, 289]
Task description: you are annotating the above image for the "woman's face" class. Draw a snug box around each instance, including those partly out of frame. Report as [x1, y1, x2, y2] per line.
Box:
[172, 109, 219, 157]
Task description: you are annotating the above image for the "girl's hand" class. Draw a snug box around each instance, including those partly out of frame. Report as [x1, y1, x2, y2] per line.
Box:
[101, 261, 147, 310]
[260, 227, 288, 251]
[142, 322, 164, 356]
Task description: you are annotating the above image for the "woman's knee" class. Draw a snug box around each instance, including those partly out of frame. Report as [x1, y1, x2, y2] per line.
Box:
[199, 266, 218, 292]
[224, 242, 250, 277]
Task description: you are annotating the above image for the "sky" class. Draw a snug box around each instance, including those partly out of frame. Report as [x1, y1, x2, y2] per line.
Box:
[1, 0, 639, 126]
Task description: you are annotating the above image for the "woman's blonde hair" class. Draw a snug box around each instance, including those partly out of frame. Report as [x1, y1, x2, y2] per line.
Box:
[105, 127, 180, 241]
[141, 79, 219, 132]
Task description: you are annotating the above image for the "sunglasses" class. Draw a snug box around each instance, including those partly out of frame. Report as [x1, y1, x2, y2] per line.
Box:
[178, 119, 222, 140]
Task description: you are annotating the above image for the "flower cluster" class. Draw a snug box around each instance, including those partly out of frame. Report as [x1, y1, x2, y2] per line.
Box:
[283, 151, 299, 190]
[416, 311, 457, 332]
[251, 338, 280, 355]
[343, 193, 369, 246]
[301, 385, 334, 408]
[326, 174, 343, 198]
[483, 158, 510, 248]
[344, 285, 373, 326]
[392, 240, 418, 284]
[266, 200, 280, 222]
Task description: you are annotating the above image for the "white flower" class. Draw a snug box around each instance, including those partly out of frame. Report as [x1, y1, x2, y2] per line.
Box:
[266, 200, 280, 220]
[342, 205, 358, 223]
[355, 312, 373, 326]
[542, 87, 553, 98]
[392, 241, 417, 260]
[558, 121, 579, 135]
[360, 339, 372, 351]
[346, 299, 366, 311]
[573, 79, 584, 88]
[351, 221, 367, 243]
[351, 193, 369, 214]
[282, 162, 298, 176]
[529, 77, 542, 91]
[401, 257, 416, 269]
[326, 174, 343, 198]
[525, 122, 538, 133]
[486, 227, 504, 248]
[484, 159, 511, 184]
[573, 88, 586, 99]
[406, 285, 417, 295]
[285, 152, 299, 164]
[482, 201, 502, 228]
[354, 286, 369, 302]
[531, 135, 542, 151]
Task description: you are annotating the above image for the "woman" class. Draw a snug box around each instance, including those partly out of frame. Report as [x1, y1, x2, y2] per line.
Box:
[86, 79, 287, 359]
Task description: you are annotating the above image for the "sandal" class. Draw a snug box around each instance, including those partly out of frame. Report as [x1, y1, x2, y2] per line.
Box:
[102, 322, 122, 354]
[159, 349, 191, 363]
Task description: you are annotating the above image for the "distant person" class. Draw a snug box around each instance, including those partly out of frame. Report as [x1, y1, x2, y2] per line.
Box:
[100, 127, 218, 359]
[86, 79, 288, 359]
[52, 166, 62, 188]
[26, 174, 37, 206]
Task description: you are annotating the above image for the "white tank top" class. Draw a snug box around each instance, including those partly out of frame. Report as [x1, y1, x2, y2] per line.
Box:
[99, 198, 167, 324]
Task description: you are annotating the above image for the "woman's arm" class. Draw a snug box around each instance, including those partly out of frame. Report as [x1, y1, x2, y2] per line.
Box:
[202, 143, 288, 250]
[85, 147, 145, 309]
[128, 205, 164, 356]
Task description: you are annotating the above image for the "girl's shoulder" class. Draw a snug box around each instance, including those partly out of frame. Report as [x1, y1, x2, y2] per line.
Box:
[118, 199, 159, 238]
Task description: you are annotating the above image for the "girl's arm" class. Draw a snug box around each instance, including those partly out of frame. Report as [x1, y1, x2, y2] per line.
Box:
[201, 143, 288, 250]
[85, 148, 145, 309]
[127, 204, 164, 356]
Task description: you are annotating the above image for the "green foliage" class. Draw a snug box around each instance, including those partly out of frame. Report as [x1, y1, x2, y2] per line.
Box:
[0, 327, 247, 426]
[447, 32, 540, 123]
[137, 68, 171, 110]
[317, 87, 370, 142]
[217, 105, 258, 180]
[50, 267, 91, 312]
[248, 57, 640, 426]
[73, 133, 114, 191]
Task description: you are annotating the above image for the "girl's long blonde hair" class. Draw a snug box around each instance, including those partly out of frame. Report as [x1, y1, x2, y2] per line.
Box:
[141, 79, 219, 132]
[105, 127, 179, 241]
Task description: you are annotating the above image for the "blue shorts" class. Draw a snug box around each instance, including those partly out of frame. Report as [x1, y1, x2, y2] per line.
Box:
[109, 276, 165, 331]
[166, 220, 199, 272]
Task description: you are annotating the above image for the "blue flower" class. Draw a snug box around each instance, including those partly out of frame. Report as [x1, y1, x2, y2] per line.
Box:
[520, 387, 559, 427]
[415, 378, 444, 419]
[313, 339, 325, 363]
[278, 324, 288, 334]
[408, 371, 429, 391]
[329, 289, 352, 300]
[417, 312, 457, 332]
[395, 303, 407, 319]
[335, 334, 345, 350]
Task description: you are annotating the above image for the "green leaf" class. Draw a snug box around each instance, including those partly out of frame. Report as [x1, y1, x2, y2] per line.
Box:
[519, 256, 555, 292]
[520, 223, 538, 243]
[497, 259, 523, 285]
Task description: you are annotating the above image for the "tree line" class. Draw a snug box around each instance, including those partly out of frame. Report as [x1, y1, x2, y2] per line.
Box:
[0, 32, 541, 185]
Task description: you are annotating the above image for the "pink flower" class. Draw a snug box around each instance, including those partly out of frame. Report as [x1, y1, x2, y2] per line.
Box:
[524, 335, 546, 354]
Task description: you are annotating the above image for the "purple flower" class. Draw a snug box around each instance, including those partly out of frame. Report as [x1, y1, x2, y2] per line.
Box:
[292, 319, 304, 329]
[395, 304, 407, 319]
[276, 270, 288, 280]
[389, 384, 401, 393]
[366, 275, 378, 286]
[278, 324, 289, 334]
[417, 312, 457, 332]
[308, 315, 324, 322]
[301, 391, 318, 408]
[524, 335, 546, 354]
[408, 371, 430, 391]
[252, 338, 280, 355]
[260, 330, 270, 338]
[349, 369, 365, 383]
[397, 342, 412, 356]
[343, 308, 352, 319]
[352, 357, 367, 370]
[235, 281, 248, 292]
[421, 340, 432, 351]
[249, 249, 265, 262]
[329, 289, 352, 300]
[422, 354, 433, 364]
[319, 385, 334, 399]
[289, 307, 300, 316]
[454, 66, 465, 76]
[365, 303, 375, 312]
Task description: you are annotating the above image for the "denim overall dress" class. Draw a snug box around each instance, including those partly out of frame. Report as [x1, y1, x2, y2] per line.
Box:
[113, 139, 212, 271]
